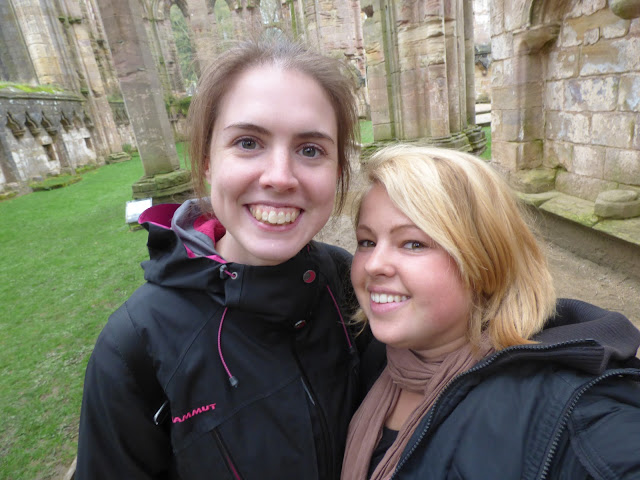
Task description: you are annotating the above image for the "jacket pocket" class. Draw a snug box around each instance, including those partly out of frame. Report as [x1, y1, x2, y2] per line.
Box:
[213, 427, 244, 480]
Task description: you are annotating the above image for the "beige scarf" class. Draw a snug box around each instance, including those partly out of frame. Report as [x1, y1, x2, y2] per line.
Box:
[341, 340, 493, 480]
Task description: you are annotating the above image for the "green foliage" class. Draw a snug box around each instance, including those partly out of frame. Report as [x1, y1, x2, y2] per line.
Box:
[0, 155, 149, 479]
[359, 120, 374, 145]
[164, 94, 192, 117]
[169, 6, 197, 84]
[480, 125, 491, 160]
[121, 143, 136, 154]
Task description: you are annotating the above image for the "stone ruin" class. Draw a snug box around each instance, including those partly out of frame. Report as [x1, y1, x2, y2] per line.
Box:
[1, 0, 639, 219]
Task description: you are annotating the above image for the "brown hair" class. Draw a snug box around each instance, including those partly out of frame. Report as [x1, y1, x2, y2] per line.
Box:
[187, 36, 359, 214]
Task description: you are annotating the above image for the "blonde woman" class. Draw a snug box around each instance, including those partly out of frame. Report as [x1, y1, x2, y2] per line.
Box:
[342, 144, 640, 480]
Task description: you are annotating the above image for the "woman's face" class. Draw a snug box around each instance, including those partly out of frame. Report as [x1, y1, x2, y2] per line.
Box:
[351, 184, 472, 354]
[207, 65, 340, 266]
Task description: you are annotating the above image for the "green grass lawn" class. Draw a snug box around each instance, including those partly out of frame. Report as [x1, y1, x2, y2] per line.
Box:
[0, 155, 150, 479]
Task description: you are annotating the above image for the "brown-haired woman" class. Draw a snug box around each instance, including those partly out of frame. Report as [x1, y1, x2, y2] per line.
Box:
[77, 37, 379, 480]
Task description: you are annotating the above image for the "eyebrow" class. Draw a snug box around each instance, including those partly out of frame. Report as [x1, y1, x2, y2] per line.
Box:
[356, 223, 421, 234]
[224, 122, 335, 144]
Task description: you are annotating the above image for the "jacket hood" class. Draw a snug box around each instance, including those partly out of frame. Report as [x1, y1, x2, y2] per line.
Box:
[531, 298, 640, 375]
[137, 200, 227, 291]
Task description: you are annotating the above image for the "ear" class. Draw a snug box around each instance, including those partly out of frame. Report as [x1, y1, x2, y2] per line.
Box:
[204, 155, 211, 178]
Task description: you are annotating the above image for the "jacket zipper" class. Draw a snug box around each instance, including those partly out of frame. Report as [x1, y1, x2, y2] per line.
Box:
[537, 368, 640, 479]
[291, 340, 334, 480]
[388, 339, 610, 480]
[213, 427, 244, 480]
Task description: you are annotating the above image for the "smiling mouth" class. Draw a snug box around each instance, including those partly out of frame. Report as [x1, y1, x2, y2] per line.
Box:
[249, 205, 301, 225]
[370, 293, 408, 304]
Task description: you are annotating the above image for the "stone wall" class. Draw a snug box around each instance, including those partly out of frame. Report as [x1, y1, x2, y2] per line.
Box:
[491, 0, 640, 202]
[0, 89, 97, 191]
[0, 0, 127, 194]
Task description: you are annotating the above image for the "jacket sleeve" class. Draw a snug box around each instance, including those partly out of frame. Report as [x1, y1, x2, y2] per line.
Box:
[565, 376, 640, 479]
[76, 309, 173, 479]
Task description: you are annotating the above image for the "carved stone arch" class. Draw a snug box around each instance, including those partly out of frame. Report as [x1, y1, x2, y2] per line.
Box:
[41, 113, 58, 136]
[72, 109, 83, 129]
[6, 112, 26, 138]
[25, 112, 43, 136]
[83, 110, 95, 129]
[60, 111, 74, 131]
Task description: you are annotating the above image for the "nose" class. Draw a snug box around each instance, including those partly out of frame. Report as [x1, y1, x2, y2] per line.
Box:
[363, 243, 395, 277]
[259, 148, 299, 192]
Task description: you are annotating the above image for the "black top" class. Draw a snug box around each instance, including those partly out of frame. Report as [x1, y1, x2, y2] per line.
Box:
[367, 426, 399, 478]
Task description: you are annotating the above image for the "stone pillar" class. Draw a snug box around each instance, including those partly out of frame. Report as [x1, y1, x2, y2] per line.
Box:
[11, 0, 67, 86]
[184, 0, 217, 67]
[300, 0, 368, 118]
[0, 0, 37, 83]
[463, 0, 475, 125]
[155, 7, 185, 94]
[95, 0, 192, 202]
[363, 0, 483, 152]
[230, 0, 263, 39]
[362, 0, 396, 141]
[59, 0, 123, 162]
[424, 0, 450, 139]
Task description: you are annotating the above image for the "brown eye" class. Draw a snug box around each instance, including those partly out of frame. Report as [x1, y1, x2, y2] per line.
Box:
[403, 241, 425, 250]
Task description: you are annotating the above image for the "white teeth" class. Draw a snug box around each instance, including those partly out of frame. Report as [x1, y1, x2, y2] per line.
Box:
[250, 206, 300, 225]
[371, 293, 408, 304]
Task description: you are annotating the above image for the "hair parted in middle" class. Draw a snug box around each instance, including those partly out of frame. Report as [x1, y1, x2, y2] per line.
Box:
[187, 35, 360, 215]
[353, 144, 557, 350]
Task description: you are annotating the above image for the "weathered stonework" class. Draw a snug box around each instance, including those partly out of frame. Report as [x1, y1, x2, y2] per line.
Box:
[363, 0, 485, 153]
[0, 89, 97, 190]
[594, 189, 640, 218]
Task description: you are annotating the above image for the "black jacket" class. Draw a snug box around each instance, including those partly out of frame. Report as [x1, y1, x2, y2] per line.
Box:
[77, 202, 377, 479]
[385, 299, 640, 480]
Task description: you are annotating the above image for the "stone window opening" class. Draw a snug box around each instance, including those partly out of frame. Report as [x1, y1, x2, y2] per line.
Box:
[44, 143, 57, 163]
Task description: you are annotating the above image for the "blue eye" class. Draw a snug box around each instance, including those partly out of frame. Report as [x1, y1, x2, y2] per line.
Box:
[299, 145, 324, 158]
[238, 138, 258, 150]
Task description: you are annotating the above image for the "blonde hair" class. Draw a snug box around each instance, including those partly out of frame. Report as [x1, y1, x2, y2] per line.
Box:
[187, 36, 359, 215]
[354, 144, 556, 350]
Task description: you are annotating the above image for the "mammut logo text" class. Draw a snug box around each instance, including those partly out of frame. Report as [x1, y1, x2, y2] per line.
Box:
[172, 403, 217, 424]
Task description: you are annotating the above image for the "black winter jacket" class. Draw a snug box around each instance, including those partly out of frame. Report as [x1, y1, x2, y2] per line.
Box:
[383, 299, 640, 480]
[77, 202, 378, 480]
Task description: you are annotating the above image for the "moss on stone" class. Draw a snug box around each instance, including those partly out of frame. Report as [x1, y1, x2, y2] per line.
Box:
[0, 81, 66, 94]
[29, 174, 82, 191]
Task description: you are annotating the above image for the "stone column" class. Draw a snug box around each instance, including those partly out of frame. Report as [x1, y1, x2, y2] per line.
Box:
[362, 0, 396, 141]
[300, 0, 369, 118]
[155, 10, 185, 94]
[59, 0, 123, 163]
[184, 0, 217, 67]
[95, 0, 192, 202]
[424, 0, 450, 138]
[11, 0, 67, 86]
[230, 0, 263, 40]
[0, 0, 37, 83]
